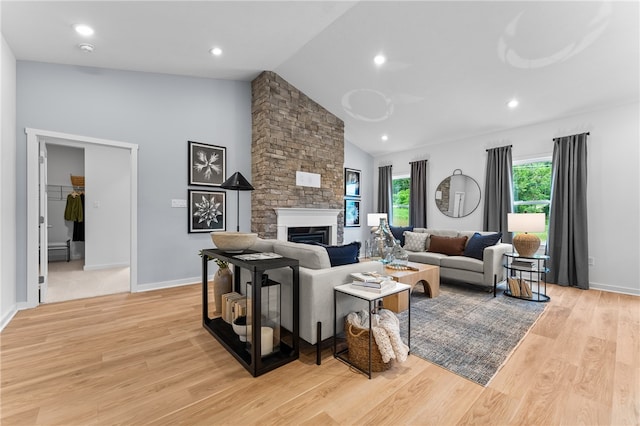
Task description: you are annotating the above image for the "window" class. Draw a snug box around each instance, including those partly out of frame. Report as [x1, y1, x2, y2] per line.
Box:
[513, 159, 552, 242]
[392, 176, 410, 226]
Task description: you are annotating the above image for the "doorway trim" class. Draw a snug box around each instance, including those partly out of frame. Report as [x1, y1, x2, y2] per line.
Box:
[26, 128, 138, 308]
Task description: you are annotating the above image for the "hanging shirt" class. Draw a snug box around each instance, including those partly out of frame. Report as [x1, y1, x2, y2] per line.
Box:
[64, 193, 83, 222]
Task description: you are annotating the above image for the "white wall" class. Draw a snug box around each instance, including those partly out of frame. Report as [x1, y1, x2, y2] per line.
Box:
[343, 140, 375, 249]
[84, 144, 130, 270]
[46, 144, 84, 254]
[374, 102, 640, 295]
[1, 34, 17, 329]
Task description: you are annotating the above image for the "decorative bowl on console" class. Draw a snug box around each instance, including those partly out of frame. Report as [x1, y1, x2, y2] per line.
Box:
[210, 232, 257, 253]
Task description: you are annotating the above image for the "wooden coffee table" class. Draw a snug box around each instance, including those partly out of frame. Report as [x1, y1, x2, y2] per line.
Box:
[382, 262, 440, 312]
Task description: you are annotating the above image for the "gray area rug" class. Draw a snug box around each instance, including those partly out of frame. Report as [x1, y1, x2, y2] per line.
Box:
[397, 283, 547, 386]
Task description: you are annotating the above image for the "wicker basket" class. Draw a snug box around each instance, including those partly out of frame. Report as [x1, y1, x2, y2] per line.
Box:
[70, 175, 85, 187]
[345, 319, 392, 372]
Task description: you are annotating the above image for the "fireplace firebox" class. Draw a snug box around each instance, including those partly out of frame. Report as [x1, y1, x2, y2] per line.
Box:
[287, 227, 329, 245]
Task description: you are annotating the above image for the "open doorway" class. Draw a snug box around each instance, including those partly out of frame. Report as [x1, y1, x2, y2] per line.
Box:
[44, 143, 130, 303]
[26, 129, 138, 308]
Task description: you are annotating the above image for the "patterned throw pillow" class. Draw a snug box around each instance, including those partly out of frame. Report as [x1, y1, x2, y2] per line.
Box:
[403, 231, 429, 251]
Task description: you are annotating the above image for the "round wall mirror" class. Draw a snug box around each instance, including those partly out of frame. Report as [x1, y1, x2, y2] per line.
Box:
[435, 169, 481, 218]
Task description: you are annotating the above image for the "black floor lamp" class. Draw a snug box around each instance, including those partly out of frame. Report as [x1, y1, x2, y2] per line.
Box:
[220, 172, 254, 232]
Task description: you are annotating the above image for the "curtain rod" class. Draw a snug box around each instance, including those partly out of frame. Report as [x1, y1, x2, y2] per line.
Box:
[554, 131, 590, 140]
[485, 144, 513, 152]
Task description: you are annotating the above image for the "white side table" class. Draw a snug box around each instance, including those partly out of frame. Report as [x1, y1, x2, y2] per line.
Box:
[333, 282, 411, 378]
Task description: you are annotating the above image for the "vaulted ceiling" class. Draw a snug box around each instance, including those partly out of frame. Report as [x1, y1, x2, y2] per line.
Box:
[3, 1, 638, 156]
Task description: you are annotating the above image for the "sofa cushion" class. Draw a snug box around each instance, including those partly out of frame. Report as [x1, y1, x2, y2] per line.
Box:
[463, 232, 502, 260]
[272, 241, 331, 269]
[249, 237, 275, 253]
[390, 226, 413, 246]
[428, 235, 468, 256]
[425, 229, 459, 238]
[403, 231, 429, 251]
[441, 256, 484, 273]
[319, 241, 361, 267]
[407, 251, 447, 266]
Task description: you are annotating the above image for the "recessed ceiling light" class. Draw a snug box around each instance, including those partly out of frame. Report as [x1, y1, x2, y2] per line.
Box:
[78, 43, 95, 53]
[507, 99, 519, 109]
[374, 54, 386, 66]
[73, 24, 94, 37]
[381, 134, 389, 141]
[210, 47, 223, 56]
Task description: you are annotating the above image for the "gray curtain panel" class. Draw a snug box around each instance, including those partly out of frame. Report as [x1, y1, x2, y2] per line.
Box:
[378, 165, 393, 215]
[548, 132, 589, 289]
[483, 145, 513, 243]
[409, 159, 428, 227]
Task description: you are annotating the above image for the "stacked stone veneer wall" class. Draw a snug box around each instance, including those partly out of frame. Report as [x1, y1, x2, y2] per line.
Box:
[251, 71, 345, 241]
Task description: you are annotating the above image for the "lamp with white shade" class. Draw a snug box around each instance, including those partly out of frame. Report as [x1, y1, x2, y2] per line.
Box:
[367, 213, 388, 228]
[508, 213, 546, 257]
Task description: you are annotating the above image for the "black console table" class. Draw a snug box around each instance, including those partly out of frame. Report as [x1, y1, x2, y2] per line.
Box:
[201, 249, 299, 377]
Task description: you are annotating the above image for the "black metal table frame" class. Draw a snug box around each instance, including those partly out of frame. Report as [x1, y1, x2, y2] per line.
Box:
[201, 249, 300, 377]
[333, 285, 411, 379]
[503, 253, 550, 302]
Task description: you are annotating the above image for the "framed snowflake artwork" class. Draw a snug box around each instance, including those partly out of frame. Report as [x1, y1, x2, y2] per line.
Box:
[344, 198, 360, 227]
[188, 190, 226, 233]
[188, 141, 226, 187]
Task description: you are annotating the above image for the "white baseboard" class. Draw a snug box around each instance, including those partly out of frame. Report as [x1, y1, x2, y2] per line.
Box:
[590, 281, 640, 296]
[83, 262, 130, 271]
[0, 305, 18, 332]
[134, 276, 201, 293]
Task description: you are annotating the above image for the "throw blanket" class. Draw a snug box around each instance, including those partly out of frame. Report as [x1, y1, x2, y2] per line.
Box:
[347, 309, 409, 363]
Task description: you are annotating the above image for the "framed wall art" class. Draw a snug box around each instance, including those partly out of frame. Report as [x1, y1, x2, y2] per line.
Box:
[344, 198, 361, 227]
[188, 141, 226, 187]
[344, 168, 361, 197]
[188, 190, 226, 233]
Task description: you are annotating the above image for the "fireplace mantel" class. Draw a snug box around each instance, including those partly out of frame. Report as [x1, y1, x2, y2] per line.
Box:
[274, 208, 341, 244]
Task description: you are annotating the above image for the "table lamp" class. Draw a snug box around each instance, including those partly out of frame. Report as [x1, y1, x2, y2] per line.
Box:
[367, 213, 387, 230]
[507, 213, 546, 257]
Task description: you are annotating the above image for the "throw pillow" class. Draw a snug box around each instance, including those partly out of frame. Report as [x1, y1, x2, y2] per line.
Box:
[428, 235, 468, 256]
[403, 231, 429, 251]
[314, 241, 361, 267]
[389, 226, 414, 246]
[463, 232, 502, 260]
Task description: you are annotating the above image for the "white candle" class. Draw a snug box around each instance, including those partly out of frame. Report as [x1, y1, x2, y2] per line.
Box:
[261, 327, 273, 356]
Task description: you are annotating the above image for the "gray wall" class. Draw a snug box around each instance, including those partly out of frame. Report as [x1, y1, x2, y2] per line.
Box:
[16, 61, 251, 300]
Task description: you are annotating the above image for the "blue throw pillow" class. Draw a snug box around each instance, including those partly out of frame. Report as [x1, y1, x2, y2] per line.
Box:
[389, 226, 414, 246]
[309, 241, 361, 267]
[463, 232, 502, 260]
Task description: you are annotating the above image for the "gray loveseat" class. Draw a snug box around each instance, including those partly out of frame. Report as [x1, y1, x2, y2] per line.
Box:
[401, 228, 512, 289]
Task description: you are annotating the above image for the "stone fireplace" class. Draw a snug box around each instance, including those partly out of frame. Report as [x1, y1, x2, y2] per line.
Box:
[251, 71, 345, 242]
[275, 208, 341, 245]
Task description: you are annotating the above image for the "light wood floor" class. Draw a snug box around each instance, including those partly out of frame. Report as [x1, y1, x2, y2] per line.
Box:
[1, 283, 638, 425]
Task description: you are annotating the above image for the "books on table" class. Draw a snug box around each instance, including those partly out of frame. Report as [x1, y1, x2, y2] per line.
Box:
[351, 279, 396, 293]
[511, 260, 535, 269]
[350, 272, 393, 284]
[233, 252, 283, 261]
